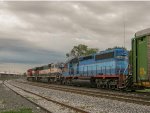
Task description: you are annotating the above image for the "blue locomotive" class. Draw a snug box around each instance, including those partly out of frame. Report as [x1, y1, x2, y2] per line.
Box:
[62, 48, 129, 88]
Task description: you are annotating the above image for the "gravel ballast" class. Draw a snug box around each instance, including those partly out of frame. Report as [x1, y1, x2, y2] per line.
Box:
[5, 82, 79, 113]
[0, 80, 48, 113]
[7, 80, 150, 113]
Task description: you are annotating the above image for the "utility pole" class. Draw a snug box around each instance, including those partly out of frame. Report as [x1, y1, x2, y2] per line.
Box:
[123, 18, 125, 48]
[123, 9, 126, 48]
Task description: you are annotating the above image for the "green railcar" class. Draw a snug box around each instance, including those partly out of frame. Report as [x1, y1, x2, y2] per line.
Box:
[132, 28, 150, 87]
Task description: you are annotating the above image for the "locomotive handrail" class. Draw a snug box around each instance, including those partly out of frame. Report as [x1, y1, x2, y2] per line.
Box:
[123, 65, 128, 75]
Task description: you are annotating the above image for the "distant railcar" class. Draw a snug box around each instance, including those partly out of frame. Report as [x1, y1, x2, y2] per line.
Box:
[27, 63, 63, 82]
[27, 69, 32, 76]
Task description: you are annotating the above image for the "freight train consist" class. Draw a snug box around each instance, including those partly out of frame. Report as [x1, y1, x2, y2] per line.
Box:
[27, 28, 150, 90]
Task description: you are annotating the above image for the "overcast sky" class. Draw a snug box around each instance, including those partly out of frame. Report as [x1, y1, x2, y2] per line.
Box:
[0, 1, 150, 73]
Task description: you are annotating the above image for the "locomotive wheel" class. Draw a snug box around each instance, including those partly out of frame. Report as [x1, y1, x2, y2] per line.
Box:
[96, 79, 100, 88]
[66, 80, 70, 85]
[101, 84, 104, 88]
[48, 79, 52, 84]
[111, 85, 116, 90]
[106, 84, 109, 89]
[106, 80, 111, 89]
[97, 83, 100, 88]
[63, 81, 66, 85]
[68, 79, 72, 86]
[62, 79, 67, 85]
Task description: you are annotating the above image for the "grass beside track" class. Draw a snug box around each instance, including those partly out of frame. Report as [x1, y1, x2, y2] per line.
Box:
[0, 108, 33, 113]
[136, 88, 150, 93]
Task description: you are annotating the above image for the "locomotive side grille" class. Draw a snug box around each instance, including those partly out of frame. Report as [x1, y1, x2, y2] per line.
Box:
[147, 36, 150, 81]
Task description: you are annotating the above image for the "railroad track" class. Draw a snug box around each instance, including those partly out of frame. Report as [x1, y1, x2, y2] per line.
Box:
[3, 81, 51, 113]
[15, 80, 150, 106]
[4, 81, 89, 113]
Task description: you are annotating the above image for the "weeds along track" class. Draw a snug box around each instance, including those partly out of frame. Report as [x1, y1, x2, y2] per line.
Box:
[16, 80, 150, 106]
[4, 81, 90, 113]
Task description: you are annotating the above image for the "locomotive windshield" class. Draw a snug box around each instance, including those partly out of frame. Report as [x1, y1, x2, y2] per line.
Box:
[115, 50, 128, 59]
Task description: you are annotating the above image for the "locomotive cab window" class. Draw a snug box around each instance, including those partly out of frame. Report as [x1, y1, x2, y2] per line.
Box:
[95, 52, 114, 60]
[80, 55, 93, 61]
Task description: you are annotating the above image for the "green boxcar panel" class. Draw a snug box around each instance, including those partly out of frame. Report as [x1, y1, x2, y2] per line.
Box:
[132, 35, 150, 83]
[137, 37, 148, 81]
[147, 36, 150, 81]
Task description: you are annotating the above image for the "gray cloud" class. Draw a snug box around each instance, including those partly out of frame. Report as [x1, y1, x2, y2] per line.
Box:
[0, 38, 64, 65]
[0, 1, 150, 72]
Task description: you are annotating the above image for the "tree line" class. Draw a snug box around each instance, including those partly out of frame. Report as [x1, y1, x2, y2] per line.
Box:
[66, 44, 127, 58]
